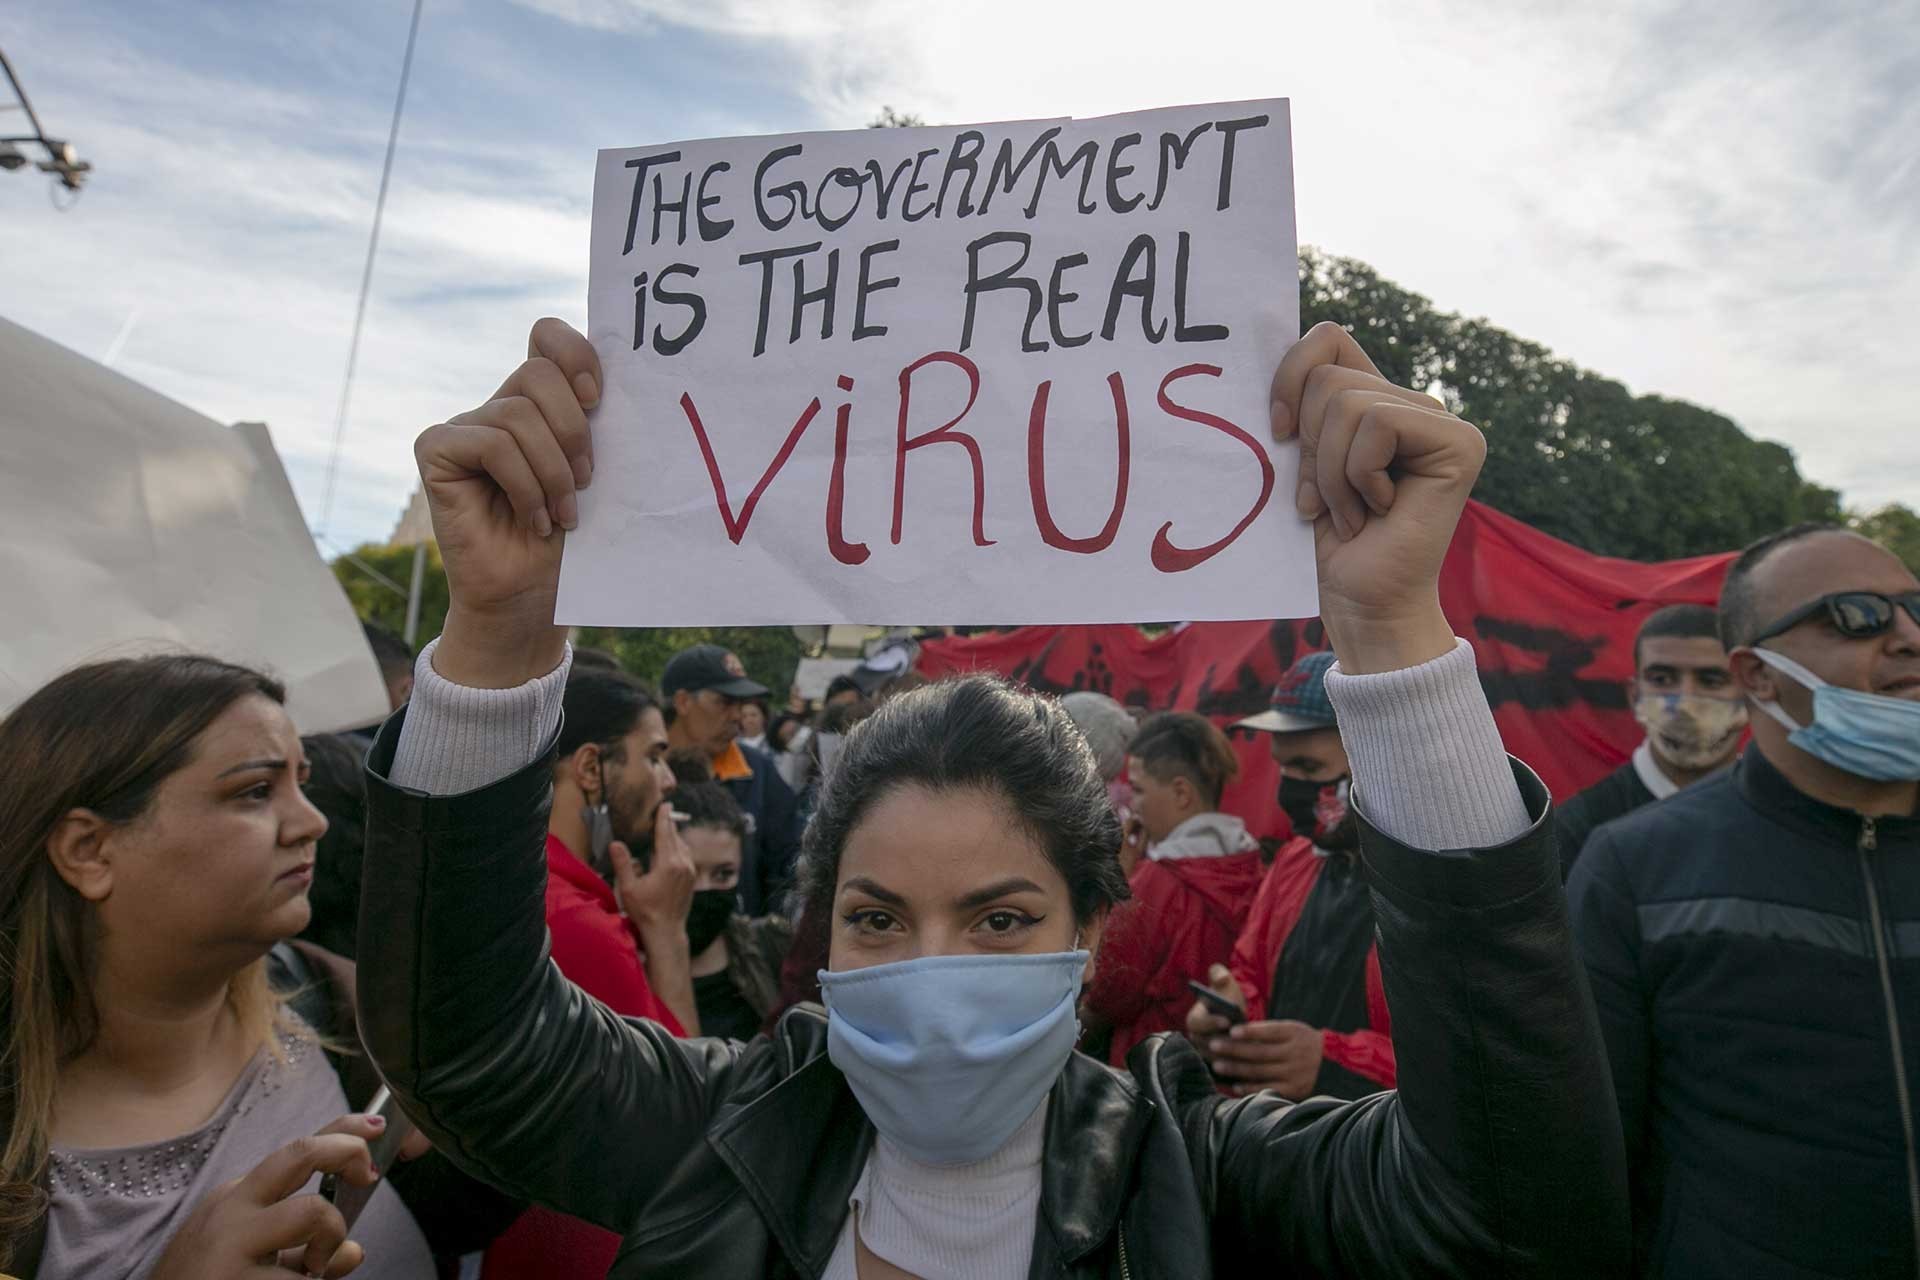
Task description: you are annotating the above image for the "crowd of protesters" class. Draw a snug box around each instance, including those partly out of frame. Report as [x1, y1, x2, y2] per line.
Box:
[0, 316, 1914, 1280]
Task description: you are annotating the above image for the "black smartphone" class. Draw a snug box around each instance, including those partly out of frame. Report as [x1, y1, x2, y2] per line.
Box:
[319, 1086, 416, 1231]
[1185, 979, 1246, 1026]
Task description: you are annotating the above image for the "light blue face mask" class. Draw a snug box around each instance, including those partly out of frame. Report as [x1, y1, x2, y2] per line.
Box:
[1751, 648, 1920, 782]
[818, 948, 1087, 1166]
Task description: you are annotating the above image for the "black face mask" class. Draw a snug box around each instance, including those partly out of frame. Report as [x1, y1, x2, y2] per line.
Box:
[1277, 775, 1359, 852]
[686, 889, 736, 955]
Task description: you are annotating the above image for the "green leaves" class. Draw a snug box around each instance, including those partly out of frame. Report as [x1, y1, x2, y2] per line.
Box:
[1298, 247, 1854, 560]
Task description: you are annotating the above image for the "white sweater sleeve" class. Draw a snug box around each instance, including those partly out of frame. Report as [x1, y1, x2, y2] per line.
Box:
[1323, 638, 1532, 850]
[386, 638, 572, 795]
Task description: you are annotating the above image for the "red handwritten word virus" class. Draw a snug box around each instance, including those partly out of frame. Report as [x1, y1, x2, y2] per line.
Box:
[677, 359, 1273, 573]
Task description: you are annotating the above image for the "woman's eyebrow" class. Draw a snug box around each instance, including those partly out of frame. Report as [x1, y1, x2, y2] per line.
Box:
[216, 757, 289, 779]
[840, 876, 908, 907]
[954, 878, 1045, 911]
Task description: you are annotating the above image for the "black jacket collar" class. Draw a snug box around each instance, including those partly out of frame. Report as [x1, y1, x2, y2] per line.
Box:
[1737, 745, 1920, 845]
[705, 1010, 1153, 1275]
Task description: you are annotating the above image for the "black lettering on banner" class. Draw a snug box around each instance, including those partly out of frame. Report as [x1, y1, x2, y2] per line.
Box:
[696, 162, 733, 241]
[622, 150, 681, 253]
[1472, 616, 1627, 710]
[937, 130, 987, 216]
[1101, 234, 1165, 342]
[653, 169, 693, 247]
[1212, 114, 1269, 211]
[976, 127, 1060, 217]
[1147, 124, 1211, 211]
[754, 143, 808, 231]
[960, 231, 1047, 353]
[1023, 136, 1100, 218]
[854, 240, 900, 341]
[790, 247, 841, 344]
[901, 147, 941, 221]
[865, 155, 917, 218]
[651, 264, 706, 355]
[1172, 231, 1228, 342]
[1105, 132, 1143, 213]
[739, 241, 823, 357]
[815, 166, 866, 231]
[1047, 253, 1091, 348]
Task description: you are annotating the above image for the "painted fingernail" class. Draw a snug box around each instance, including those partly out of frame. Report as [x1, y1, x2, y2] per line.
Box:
[557, 494, 579, 530]
[367, 1115, 386, 1130]
[573, 372, 599, 407]
[573, 455, 593, 489]
[532, 509, 553, 538]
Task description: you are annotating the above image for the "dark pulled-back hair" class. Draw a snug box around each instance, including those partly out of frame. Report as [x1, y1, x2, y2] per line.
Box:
[1633, 603, 1722, 668]
[1127, 711, 1239, 809]
[795, 676, 1129, 926]
[675, 779, 747, 840]
[559, 670, 659, 761]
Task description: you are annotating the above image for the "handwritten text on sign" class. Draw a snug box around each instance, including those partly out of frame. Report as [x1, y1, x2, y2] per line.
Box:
[558, 100, 1310, 626]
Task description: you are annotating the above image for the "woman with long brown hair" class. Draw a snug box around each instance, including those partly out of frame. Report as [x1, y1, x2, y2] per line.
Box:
[0, 655, 425, 1279]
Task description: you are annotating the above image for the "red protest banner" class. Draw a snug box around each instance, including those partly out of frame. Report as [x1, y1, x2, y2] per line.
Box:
[917, 499, 1734, 836]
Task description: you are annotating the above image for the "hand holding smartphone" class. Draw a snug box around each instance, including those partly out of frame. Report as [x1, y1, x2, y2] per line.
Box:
[1186, 979, 1247, 1027]
[320, 1087, 416, 1231]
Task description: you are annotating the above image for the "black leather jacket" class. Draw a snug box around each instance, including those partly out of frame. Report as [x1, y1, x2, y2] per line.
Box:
[357, 711, 1628, 1278]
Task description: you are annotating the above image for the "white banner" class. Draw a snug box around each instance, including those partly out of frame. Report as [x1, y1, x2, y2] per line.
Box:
[560, 100, 1309, 626]
[0, 317, 391, 734]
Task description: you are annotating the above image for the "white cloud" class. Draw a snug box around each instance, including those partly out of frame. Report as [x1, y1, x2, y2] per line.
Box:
[514, 0, 1920, 510]
[4, 0, 1913, 572]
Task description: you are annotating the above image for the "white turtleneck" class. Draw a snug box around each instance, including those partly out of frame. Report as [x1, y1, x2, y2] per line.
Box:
[820, 1102, 1047, 1280]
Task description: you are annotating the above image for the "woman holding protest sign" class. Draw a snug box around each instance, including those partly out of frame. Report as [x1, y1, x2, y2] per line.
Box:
[352, 317, 1627, 1277]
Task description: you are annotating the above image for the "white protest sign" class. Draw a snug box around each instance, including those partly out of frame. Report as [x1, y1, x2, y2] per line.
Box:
[559, 100, 1309, 626]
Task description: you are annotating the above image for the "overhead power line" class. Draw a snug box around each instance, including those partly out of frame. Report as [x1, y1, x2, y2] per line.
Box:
[317, 0, 426, 537]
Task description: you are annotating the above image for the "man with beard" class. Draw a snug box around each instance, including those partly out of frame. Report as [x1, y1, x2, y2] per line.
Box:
[1185, 651, 1394, 1100]
[1558, 604, 1745, 876]
[482, 669, 698, 1280]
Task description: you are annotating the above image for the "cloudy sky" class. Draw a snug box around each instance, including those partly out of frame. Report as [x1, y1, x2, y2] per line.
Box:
[4, 0, 1914, 555]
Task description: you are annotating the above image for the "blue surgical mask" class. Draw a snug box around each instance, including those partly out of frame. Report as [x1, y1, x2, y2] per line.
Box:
[818, 948, 1087, 1166]
[1751, 648, 1920, 782]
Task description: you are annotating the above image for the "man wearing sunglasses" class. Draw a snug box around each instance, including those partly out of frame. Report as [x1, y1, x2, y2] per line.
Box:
[1568, 522, 1920, 1278]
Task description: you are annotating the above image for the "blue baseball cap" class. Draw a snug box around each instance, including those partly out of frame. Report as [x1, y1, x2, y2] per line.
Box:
[1235, 650, 1338, 733]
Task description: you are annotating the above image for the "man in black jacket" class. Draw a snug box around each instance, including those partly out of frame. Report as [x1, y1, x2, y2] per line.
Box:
[1557, 603, 1744, 876]
[661, 643, 805, 915]
[1569, 522, 1920, 1278]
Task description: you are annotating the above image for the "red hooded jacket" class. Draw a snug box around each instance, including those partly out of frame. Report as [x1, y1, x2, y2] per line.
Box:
[1085, 814, 1265, 1067]
[1228, 835, 1395, 1092]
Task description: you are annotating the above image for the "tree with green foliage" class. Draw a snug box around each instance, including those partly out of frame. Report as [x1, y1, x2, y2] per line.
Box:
[331, 543, 449, 647]
[329, 546, 805, 699]
[1851, 504, 1920, 574]
[571, 626, 806, 703]
[1297, 247, 1847, 561]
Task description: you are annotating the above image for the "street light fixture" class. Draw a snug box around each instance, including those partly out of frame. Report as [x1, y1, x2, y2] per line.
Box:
[0, 46, 92, 199]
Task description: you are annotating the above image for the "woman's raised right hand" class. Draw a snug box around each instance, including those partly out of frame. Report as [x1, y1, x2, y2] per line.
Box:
[147, 1113, 383, 1280]
[412, 318, 601, 688]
